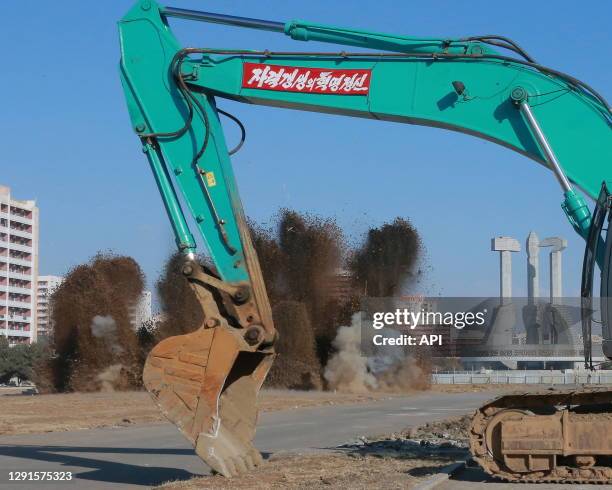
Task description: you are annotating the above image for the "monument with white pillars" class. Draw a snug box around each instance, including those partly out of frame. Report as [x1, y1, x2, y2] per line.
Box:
[492, 232, 567, 303]
[491, 237, 521, 304]
[540, 236, 567, 303]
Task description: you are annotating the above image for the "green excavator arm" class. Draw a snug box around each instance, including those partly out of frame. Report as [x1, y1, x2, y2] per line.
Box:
[118, 0, 612, 479]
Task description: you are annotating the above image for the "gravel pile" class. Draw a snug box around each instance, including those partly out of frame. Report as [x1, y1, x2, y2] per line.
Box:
[338, 415, 471, 459]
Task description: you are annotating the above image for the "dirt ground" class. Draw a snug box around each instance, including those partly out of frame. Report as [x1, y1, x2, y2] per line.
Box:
[0, 390, 160, 436]
[0, 388, 414, 436]
[159, 416, 472, 489]
[159, 452, 453, 490]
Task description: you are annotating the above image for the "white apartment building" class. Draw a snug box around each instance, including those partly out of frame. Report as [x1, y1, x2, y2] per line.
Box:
[37, 275, 64, 340]
[0, 185, 39, 345]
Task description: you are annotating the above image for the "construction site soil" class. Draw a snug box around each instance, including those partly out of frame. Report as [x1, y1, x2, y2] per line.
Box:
[0, 389, 413, 436]
[158, 415, 472, 489]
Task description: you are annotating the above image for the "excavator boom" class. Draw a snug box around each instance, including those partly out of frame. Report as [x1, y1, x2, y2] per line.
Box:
[118, 0, 612, 480]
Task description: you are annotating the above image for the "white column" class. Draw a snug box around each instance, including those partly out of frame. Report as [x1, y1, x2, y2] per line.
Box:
[526, 231, 540, 304]
[540, 236, 567, 304]
[491, 237, 520, 304]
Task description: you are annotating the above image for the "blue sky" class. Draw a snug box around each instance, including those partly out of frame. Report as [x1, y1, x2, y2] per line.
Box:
[2, 1, 610, 307]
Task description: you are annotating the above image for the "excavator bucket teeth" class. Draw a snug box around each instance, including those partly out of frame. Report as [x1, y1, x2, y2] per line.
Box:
[143, 326, 274, 477]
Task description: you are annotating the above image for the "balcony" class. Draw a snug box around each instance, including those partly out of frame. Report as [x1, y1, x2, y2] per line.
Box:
[9, 228, 33, 240]
[7, 270, 31, 281]
[8, 285, 31, 295]
[8, 256, 32, 268]
[9, 213, 33, 225]
[6, 315, 31, 323]
[6, 299, 31, 308]
[4, 329, 31, 338]
[8, 242, 32, 253]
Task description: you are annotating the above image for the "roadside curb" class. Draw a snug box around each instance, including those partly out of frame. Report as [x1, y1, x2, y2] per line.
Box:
[412, 460, 466, 490]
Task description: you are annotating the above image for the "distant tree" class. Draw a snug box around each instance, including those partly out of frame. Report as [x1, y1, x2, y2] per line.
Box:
[0, 337, 10, 382]
[0, 340, 48, 385]
[7, 344, 31, 385]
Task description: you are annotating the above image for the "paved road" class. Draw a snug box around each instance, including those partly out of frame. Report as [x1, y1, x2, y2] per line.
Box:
[0, 391, 493, 489]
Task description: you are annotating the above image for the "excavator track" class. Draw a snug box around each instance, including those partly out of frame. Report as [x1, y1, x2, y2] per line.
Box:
[470, 387, 612, 483]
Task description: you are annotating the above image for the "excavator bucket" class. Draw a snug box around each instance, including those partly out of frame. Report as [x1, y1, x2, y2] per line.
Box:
[143, 325, 274, 477]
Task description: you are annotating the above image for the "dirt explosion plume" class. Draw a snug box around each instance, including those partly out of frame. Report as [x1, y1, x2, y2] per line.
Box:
[265, 301, 322, 390]
[323, 315, 431, 393]
[349, 217, 421, 297]
[152, 210, 427, 392]
[325, 218, 429, 393]
[323, 313, 377, 393]
[41, 253, 145, 393]
[249, 210, 347, 387]
[155, 251, 204, 340]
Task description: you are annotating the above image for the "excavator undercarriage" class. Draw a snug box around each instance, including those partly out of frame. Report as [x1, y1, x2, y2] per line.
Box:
[470, 183, 612, 484]
[470, 388, 612, 483]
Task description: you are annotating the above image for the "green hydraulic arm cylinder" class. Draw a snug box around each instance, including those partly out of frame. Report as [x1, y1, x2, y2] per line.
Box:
[282, 21, 495, 55]
[119, 0, 611, 285]
[160, 5, 493, 55]
[142, 139, 196, 254]
[120, 1, 253, 283]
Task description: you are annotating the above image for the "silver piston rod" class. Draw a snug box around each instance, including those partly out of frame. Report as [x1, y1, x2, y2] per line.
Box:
[515, 91, 596, 261]
[161, 6, 284, 32]
[519, 100, 573, 193]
